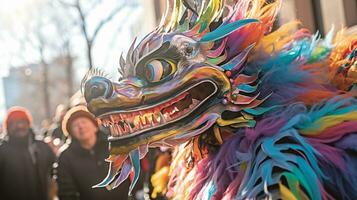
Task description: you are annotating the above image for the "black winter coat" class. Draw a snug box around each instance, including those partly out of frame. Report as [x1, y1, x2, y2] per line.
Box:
[0, 131, 55, 200]
[57, 132, 130, 200]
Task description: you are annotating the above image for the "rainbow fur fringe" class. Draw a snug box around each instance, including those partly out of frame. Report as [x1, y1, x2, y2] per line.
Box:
[150, 0, 357, 199]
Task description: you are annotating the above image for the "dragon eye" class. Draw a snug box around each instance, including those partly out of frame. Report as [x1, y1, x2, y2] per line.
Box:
[145, 59, 176, 82]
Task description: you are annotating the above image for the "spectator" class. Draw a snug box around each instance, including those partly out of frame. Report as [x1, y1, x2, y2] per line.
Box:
[0, 106, 55, 200]
[46, 104, 68, 143]
[57, 105, 130, 200]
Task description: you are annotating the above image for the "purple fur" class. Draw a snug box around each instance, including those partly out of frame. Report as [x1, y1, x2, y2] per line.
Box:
[245, 103, 307, 144]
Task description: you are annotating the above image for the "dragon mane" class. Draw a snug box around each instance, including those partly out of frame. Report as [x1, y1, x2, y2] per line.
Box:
[82, 0, 357, 199]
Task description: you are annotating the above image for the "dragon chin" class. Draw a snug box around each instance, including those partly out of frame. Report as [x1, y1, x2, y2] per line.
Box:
[93, 112, 221, 192]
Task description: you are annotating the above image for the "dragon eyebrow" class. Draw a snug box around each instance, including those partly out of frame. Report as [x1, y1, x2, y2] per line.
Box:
[119, 34, 164, 77]
[130, 41, 182, 77]
[81, 68, 110, 94]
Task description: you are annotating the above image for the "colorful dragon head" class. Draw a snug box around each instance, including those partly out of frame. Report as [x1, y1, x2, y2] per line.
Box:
[82, 0, 357, 197]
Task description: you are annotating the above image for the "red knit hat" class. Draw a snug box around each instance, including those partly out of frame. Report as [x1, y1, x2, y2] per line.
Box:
[62, 105, 98, 137]
[3, 106, 33, 131]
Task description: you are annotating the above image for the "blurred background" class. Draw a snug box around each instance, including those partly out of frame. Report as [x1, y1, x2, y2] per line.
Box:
[0, 0, 356, 132]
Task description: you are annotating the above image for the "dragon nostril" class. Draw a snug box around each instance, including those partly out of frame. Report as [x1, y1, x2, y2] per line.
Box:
[84, 76, 113, 102]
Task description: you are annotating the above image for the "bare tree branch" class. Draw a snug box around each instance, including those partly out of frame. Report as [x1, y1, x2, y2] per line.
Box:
[57, 0, 126, 69]
[74, 0, 90, 44]
[92, 4, 125, 41]
[83, 0, 103, 16]
[57, 0, 77, 8]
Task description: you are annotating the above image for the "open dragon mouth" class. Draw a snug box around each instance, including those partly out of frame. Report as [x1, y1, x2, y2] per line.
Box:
[97, 80, 218, 140]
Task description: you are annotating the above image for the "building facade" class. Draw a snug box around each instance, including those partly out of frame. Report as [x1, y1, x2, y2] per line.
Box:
[2, 56, 77, 130]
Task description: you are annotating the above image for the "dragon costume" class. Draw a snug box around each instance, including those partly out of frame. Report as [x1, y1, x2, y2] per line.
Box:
[82, 0, 357, 199]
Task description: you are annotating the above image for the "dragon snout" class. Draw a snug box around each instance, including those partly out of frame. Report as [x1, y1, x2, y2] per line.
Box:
[84, 76, 113, 103]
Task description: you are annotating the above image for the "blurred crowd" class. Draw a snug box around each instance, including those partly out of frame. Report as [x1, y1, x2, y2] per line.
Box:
[0, 101, 169, 200]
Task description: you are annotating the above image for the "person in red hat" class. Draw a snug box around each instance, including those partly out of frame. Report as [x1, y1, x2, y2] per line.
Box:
[0, 106, 55, 200]
[56, 105, 130, 200]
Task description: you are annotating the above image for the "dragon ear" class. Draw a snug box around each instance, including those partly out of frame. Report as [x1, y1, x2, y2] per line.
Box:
[200, 19, 260, 42]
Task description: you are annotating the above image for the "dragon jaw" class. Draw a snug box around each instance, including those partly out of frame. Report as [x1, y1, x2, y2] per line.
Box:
[101, 80, 219, 151]
[81, 0, 275, 194]
[84, 66, 234, 192]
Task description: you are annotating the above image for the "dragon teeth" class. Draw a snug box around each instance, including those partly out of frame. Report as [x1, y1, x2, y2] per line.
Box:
[109, 125, 116, 136]
[103, 92, 202, 137]
[112, 124, 117, 136]
[123, 123, 129, 133]
[118, 125, 124, 135]
[144, 116, 150, 126]
[138, 119, 144, 129]
[110, 115, 115, 123]
[159, 112, 166, 123]
[128, 123, 133, 133]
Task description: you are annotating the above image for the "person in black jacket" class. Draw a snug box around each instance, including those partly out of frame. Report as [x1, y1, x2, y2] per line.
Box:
[0, 106, 55, 200]
[57, 105, 130, 200]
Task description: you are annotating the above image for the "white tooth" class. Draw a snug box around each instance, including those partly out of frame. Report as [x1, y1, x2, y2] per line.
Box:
[145, 115, 150, 126]
[128, 123, 133, 133]
[117, 114, 122, 121]
[124, 123, 130, 133]
[156, 114, 161, 124]
[118, 127, 122, 136]
[110, 115, 115, 123]
[138, 119, 143, 129]
[133, 115, 140, 125]
[159, 112, 166, 123]
[141, 116, 146, 125]
[151, 114, 157, 124]
[118, 125, 124, 135]
[149, 114, 153, 122]
[151, 118, 155, 126]
[163, 113, 170, 121]
[114, 124, 119, 136]
[192, 99, 200, 105]
[174, 107, 179, 112]
[109, 125, 116, 136]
